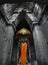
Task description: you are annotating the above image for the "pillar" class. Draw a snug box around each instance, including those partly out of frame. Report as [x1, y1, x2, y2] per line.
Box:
[33, 25, 48, 65]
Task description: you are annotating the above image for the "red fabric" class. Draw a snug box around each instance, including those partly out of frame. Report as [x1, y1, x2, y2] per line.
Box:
[19, 42, 27, 63]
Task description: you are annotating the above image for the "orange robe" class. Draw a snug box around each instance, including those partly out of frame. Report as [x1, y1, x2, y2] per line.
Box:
[19, 42, 28, 65]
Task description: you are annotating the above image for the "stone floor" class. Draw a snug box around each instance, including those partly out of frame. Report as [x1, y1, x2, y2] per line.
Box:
[17, 60, 38, 65]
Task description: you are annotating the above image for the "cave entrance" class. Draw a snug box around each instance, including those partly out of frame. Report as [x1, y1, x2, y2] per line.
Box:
[10, 18, 36, 65]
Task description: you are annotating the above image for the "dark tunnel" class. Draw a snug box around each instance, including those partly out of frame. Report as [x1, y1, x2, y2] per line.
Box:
[10, 18, 36, 65]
